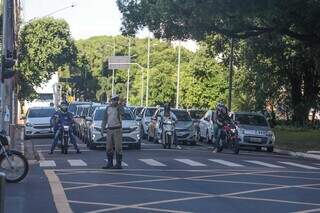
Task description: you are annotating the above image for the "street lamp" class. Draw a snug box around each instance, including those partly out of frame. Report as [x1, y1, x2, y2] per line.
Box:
[43, 3, 77, 17]
[176, 41, 181, 109]
[146, 37, 158, 107]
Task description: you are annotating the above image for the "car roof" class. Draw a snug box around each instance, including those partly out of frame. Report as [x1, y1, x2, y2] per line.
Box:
[28, 107, 55, 110]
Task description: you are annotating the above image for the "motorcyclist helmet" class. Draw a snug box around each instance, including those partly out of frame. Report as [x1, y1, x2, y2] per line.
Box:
[60, 101, 69, 113]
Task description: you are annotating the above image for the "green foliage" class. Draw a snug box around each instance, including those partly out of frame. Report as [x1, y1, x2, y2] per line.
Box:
[18, 17, 76, 101]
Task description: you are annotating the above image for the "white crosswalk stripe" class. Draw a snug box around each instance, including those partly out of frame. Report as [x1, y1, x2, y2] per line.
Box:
[39, 160, 56, 167]
[107, 159, 128, 167]
[209, 159, 244, 167]
[67, 159, 87, 167]
[175, 159, 206, 166]
[139, 159, 166, 166]
[279, 162, 319, 170]
[245, 160, 284, 168]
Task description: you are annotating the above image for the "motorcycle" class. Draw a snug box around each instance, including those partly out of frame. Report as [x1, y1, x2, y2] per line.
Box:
[161, 117, 175, 149]
[61, 125, 70, 154]
[0, 133, 29, 183]
[216, 122, 240, 154]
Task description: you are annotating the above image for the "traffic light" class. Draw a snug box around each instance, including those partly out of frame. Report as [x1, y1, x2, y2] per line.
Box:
[1, 55, 16, 81]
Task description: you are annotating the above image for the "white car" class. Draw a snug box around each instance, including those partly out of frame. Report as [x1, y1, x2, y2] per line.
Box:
[24, 107, 56, 139]
[137, 107, 157, 139]
[198, 110, 215, 143]
[231, 112, 275, 152]
[87, 106, 141, 149]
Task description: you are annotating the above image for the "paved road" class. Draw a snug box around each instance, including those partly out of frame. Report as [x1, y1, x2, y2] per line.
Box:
[4, 137, 320, 213]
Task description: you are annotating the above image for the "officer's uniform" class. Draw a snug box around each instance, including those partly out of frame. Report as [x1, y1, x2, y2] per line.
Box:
[101, 104, 124, 169]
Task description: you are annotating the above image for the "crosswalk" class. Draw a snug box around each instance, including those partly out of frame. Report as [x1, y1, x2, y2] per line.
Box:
[38, 158, 320, 170]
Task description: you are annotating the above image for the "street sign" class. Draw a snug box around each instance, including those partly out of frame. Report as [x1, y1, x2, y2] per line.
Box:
[108, 56, 131, 69]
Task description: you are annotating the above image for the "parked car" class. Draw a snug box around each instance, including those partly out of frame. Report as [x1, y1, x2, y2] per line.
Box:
[172, 109, 196, 145]
[148, 108, 196, 145]
[230, 112, 275, 152]
[132, 106, 144, 118]
[87, 106, 141, 149]
[24, 107, 56, 139]
[68, 101, 90, 115]
[83, 103, 104, 144]
[73, 105, 89, 137]
[198, 110, 215, 143]
[137, 107, 157, 138]
[147, 107, 163, 143]
[187, 109, 206, 141]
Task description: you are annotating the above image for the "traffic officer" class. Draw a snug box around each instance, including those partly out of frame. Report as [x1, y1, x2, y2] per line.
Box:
[101, 95, 124, 169]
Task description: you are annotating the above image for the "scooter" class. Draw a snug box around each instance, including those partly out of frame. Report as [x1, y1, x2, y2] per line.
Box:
[216, 122, 240, 154]
[161, 117, 175, 149]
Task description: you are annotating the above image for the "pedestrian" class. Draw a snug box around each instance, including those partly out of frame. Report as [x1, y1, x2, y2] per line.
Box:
[101, 95, 124, 169]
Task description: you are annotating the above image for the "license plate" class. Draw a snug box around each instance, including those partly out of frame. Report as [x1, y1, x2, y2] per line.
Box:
[250, 137, 262, 143]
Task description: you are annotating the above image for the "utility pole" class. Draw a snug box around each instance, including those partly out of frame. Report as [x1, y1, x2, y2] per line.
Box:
[111, 38, 116, 96]
[146, 36, 150, 106]
[126, 37, 131, 106]
[228, 38, 234, 111]
[1, 0, 15, 134]
[176, 41, 181, 109]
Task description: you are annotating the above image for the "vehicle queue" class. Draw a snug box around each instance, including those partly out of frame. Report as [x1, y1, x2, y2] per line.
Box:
[23, 101, 276, 153]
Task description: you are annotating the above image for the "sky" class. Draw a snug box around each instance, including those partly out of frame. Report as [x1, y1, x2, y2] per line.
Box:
[22, 0, 197, 51]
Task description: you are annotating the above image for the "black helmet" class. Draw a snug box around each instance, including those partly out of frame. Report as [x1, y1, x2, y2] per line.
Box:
[60, 101, 69, 113]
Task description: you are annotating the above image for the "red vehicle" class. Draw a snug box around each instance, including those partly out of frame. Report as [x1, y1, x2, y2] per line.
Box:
[216, 122, 240, 154]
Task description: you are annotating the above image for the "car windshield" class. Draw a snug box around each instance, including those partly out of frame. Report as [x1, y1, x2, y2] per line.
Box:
[173, 110, 192, 121]
[28, 108, 56, 118]
[94, 108, 134, 121]
[68, 103, 89, 114]
[189, 110, 206, 119]
[145, 108, 156, 117]
[236, 114, 268, 127]
[134, 107, 144, 115]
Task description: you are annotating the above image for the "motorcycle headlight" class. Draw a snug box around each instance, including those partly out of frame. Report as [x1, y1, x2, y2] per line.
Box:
[26, 122, 33, 127]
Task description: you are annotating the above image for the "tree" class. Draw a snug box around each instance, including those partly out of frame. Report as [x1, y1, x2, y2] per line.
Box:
[18, 17, 76, 101]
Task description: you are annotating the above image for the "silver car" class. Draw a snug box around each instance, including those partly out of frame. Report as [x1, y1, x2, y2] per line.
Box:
[87, 106, 141, 149]
[137, 107, 157, 138]
[24, 107, 56, 139]
[231, 112, 275, 152]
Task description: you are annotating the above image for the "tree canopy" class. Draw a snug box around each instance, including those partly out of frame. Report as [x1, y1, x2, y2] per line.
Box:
[17, 17, 76, 100]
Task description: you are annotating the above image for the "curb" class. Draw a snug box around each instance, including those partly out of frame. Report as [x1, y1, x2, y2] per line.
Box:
[274, 148, 320, 161]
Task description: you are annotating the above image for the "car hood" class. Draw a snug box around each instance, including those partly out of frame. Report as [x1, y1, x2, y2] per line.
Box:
[93, 120, 138, 128]
[27, 117, 51, 125]
[176, 121, 193, 130]
[238, 124, 271, 131]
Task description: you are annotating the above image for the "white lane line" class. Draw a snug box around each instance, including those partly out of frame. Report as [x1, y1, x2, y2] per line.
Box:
[40, 160, 56, 167]
[104, 159, 128, 167]
[279, 162, 319, 170]
[21, 142, 25, 155]
[175, 159, 206, 167]
[209, 159, 243, 167]
[245, 160, 284, 168]
[139, 159, 166, 166]
[68, 159, 87, 167]
[44, 170, 73, 213]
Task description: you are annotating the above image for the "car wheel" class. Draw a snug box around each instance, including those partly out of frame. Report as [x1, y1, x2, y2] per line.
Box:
[267, 147, 274, 152]
[24, 133, 30, 140]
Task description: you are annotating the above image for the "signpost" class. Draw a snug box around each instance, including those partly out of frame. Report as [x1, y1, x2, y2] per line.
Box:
[108, 56, 131, 70]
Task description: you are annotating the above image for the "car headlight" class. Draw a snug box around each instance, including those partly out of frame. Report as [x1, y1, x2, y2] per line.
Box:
[26, 122, 33, 127]
[94, 127, 101, 132]
[238, 128, 245, 134]
[266, 130, 273, 137]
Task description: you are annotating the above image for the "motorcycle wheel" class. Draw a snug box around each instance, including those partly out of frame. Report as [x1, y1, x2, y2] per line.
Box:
[64, 136, 68, 154]
[233, 141, 240, 154]
[0, 150, 29, 183]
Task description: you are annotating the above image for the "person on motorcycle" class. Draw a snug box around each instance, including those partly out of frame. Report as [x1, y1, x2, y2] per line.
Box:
[49, 102, 81, 154]
[213, 102, 231, 152]
[159, 103, 181, 149]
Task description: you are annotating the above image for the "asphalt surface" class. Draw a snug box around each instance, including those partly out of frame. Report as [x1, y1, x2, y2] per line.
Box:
[4, 137, 320, 213]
